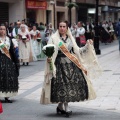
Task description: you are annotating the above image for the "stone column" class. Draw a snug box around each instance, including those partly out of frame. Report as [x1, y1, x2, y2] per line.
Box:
[71, 7, 76, 24]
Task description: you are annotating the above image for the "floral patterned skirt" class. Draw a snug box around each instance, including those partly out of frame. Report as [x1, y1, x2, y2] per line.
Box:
[0, 52, 18, 94]
[51, 56, 88, 103]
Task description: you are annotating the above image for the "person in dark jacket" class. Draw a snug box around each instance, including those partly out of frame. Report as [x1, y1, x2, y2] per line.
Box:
[84, 22, 93, 40]
[115, 19, 120, 51]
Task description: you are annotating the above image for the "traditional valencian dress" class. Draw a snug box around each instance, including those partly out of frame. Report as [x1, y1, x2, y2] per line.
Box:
[40, 28, 102, 104]
[30, 29, 42, 60]
[18, 30, 32, 63]
[0, 36, 19, 97]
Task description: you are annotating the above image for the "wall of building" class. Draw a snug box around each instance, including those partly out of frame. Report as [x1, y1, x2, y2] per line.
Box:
[35, 1, 55, 27]
[36, 10, 46, 24]
[0, 0, 120, 26]
[55, 6, 68, 26]
[9, 0, 26, 23]
[71, 7, 77, 24]
[46, 3, 54, 25]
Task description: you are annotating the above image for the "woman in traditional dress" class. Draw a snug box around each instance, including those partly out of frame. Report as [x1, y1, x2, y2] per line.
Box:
[76, 21, 86, 47]
[18, 24, 31, 65]
[40, 21, 102, 117]
[30, 25, 42, 60]
[0, 24, 19, 103]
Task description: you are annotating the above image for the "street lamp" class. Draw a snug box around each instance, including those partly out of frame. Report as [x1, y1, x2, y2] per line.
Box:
[94, 0, 101, 55]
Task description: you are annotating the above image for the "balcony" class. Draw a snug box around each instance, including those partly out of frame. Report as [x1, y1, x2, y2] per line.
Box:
[0, 0, 19, 3]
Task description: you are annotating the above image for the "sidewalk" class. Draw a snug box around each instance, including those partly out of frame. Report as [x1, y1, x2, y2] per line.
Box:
[16, 40, 120, 113]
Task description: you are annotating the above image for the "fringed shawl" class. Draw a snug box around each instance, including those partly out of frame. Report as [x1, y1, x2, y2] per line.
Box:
[40, 28, 102, 104]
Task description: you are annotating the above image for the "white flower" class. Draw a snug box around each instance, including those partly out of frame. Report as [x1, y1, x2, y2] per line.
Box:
[42, 44, 56, 51]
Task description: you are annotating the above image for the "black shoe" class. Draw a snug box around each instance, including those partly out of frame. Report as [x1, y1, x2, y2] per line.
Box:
[65, 111, 72, 117]
[5, 98, 12, 103]
[56, 107, 66, 114]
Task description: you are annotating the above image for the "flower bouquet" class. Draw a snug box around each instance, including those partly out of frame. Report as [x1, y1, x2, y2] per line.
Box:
[22, 36, 27, 48]
[15, 35, 19, 39]
[36, 32, 41, 42]
[0, 40, 11, 59]
[37, 38, 41, 42]
[42, 44, 55, 71]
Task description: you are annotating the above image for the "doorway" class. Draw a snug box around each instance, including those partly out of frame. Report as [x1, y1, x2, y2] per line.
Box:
[26, 9, 36, 24]
[46, 10, 52, 25]
[0, 2, 9, 24]
[57, 12, 65, 27]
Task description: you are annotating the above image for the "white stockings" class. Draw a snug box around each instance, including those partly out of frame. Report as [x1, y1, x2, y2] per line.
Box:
[58, 102, 71, 112]
[64, 102, 70, 112]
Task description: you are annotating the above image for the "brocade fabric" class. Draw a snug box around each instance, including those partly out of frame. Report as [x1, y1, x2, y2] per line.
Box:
[51, 50, 88, 102]
[0, 52, 18, 93]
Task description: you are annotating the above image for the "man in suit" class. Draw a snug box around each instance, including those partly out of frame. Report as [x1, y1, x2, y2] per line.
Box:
[84, 22, 93, 40]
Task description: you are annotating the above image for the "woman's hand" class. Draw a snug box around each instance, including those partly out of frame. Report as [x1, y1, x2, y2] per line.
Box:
[47, 58, 52, 63]
[25, 39, 29, 42]
[83, 69, 87, 75]
[22, 40, 26, 43]
[87, 39, 93, 45]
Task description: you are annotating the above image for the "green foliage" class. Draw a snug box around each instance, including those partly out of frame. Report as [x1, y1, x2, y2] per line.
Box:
[65, 2, 78, 9]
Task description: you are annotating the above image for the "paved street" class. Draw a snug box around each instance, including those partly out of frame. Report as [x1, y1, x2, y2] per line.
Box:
[1, 40, 120, 119]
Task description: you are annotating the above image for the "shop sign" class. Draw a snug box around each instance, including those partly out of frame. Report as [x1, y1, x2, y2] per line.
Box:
[26, 0, 47, 9]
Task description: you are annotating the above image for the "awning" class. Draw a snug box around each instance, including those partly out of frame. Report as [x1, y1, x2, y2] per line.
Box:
[26, 0, 47, 10]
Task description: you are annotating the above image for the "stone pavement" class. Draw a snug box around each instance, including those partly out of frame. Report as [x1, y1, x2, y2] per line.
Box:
[1, 40, 120, 117]
[71, 41, 120, 112]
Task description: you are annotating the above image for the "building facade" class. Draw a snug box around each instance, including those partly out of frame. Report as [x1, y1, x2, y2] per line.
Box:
[0, 0, 120, 28]
[73, 0, 120, 23]
[0, 0, 25, 24]
[0, 0, 49, 25]
[48, 0, 120, 28]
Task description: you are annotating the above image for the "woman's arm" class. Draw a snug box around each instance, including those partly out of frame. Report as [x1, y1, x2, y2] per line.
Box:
[79, 40, 93, 53]
[9, 39, 20, 76]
